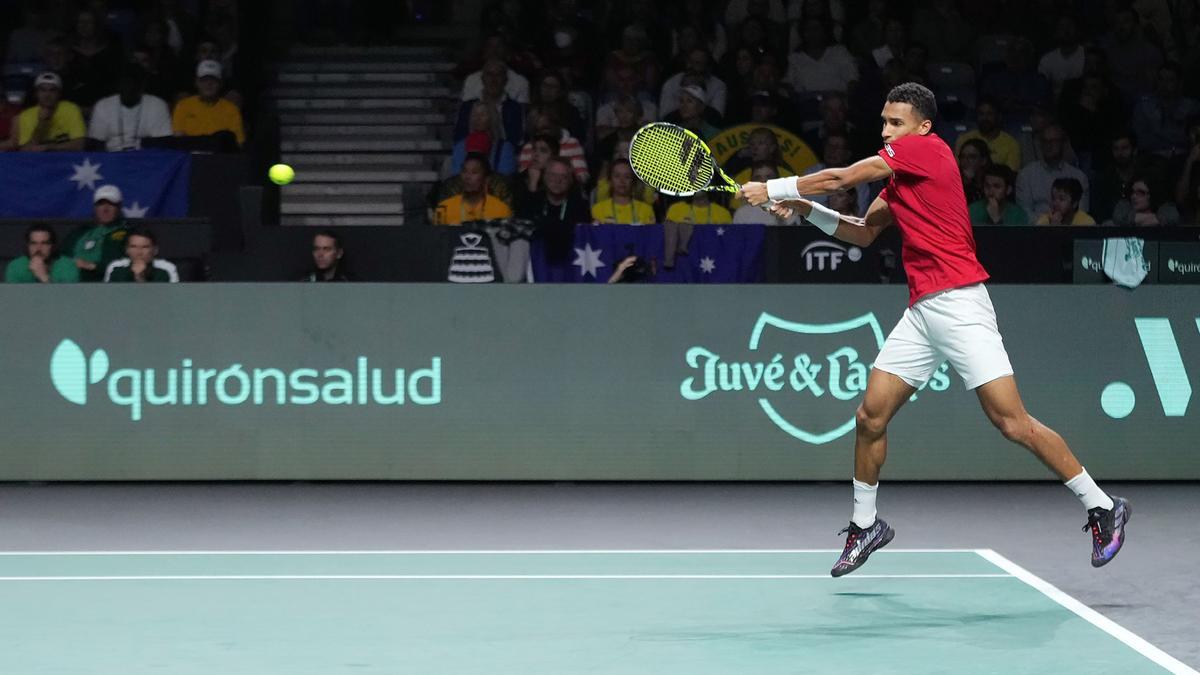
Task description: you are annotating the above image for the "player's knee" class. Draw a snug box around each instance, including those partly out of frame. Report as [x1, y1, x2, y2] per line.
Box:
[855, 404, 887, 439]
[993, 413, 1031, 445]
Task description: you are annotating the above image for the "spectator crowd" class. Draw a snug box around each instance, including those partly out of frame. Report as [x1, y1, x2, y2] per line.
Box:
[0, 0, 245, 154]
[435, 0, 1200, 229]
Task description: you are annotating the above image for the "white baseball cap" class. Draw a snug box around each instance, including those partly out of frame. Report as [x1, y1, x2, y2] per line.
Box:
[35, 71, 62, 90]
[195, 59, 223, 79]
[94, 184, 123, 204]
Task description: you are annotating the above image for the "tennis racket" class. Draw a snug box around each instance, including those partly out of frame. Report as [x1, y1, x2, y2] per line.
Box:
[628, 122, 741, 197]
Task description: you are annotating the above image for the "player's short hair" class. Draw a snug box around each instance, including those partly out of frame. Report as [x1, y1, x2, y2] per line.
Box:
[313, 229, 342, 249]
[24, 223, 57, 245]
[983, 164, 1016, 189]
[1051, 177, 1083, 205]
[126, 227, 157, 246]
[885, 82, 937, 122]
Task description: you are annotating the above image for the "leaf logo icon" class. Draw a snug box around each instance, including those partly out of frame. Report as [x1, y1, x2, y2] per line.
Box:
[50, 340, 108, 405]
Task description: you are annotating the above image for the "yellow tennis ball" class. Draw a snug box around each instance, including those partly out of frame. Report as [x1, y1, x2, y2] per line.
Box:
[268, 163, 295, 185]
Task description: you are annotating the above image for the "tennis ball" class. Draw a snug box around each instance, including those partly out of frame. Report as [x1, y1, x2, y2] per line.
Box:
[268, 163, 295, 185]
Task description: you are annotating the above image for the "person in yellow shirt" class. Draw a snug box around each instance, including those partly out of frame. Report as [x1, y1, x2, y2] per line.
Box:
[1036, 177, 1096, 225]
[435, 155, 513, 225]
[663, 192, 732, 268]
[11, 72, 85, 151]
[591, 160, 656, 224]
[172, 60, 245, 147]
[954, 98, 1021, 172]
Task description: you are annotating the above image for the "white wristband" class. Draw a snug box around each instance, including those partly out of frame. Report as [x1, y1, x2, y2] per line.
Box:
[765, 177, 801, 201]
[806, 201, 841, 236]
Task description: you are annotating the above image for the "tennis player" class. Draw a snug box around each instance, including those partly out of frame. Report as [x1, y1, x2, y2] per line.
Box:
[739, 83, 1130, 577]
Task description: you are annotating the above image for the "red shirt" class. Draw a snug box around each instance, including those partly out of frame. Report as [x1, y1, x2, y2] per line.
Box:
[877, 133, 989, 305]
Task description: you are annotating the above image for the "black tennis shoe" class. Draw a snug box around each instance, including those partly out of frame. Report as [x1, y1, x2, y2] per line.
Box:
[1085, 496, 1131, 568]
[831, 518, 894, 577]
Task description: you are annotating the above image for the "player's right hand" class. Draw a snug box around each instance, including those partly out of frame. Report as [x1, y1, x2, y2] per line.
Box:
[739, 182, 770, 207]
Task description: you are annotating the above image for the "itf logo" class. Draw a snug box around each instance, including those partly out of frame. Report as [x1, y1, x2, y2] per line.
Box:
[802, 241, 862, 272]
[49, 339, 443, 421]
[679, 312, 949, 445]
[1101, 318, 1199, 419]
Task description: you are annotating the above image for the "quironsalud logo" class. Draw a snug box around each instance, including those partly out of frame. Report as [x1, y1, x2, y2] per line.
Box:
[679, 312, 949, 445]
[50, 339, 442, 422]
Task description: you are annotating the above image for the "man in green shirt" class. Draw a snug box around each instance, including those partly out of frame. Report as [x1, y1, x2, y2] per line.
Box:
[4, 224, 80, 283]
[968, 164, 1030, 225]
[104, 228, 178, 282]
[63, 184, 130, 282]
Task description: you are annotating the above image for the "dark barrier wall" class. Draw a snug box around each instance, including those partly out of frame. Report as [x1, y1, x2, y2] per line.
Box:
[0, 284, 1196, 480]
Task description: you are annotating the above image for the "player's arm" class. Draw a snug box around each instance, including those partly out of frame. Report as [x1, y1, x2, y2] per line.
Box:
[771, 195, 892, 247]
[739, 156, 893, 206]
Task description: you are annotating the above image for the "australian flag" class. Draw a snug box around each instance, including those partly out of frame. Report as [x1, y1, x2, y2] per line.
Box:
[530, 223, 765, 283]
[0, 151, 190, 218]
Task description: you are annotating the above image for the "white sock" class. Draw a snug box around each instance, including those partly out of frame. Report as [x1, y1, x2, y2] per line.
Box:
[1065, 468, 1114, 511]
[851, 479, 878, 528]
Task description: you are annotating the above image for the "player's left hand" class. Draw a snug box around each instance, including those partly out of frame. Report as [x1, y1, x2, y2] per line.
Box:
[740, 182, 770, 207]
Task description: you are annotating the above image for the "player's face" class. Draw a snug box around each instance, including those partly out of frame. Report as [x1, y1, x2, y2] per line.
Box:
[879, 101, 930, 143]
[611, 162, 634, 198]
[983, 175, 1009, 202]
[27, 231, 53, 259]
[311, 235, 340, 271]
[126, 235, 156, 264]
[1050, 188, 1074, 215]
[461, 160, 486, 194]
[94, 201, 120, 225]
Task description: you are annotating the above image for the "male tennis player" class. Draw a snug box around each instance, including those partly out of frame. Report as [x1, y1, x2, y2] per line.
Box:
[739, 83, 1130, 577]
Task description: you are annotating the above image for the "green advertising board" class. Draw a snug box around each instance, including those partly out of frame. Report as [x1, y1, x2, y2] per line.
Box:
[0, 285, 1196, 480]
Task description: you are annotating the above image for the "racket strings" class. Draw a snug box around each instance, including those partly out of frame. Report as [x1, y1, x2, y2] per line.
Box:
[629, 124, 716, 195]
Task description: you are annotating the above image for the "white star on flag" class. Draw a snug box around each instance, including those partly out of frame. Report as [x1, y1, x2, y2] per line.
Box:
[699, 256, 716, 274]
[122, 201, 149, 218]
[716, 227, 726, 236]
[68, 158, 104, 191]
[572, 243, 606, 278]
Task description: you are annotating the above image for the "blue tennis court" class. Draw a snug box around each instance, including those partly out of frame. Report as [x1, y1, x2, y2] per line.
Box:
[0, 548, 1193, 674]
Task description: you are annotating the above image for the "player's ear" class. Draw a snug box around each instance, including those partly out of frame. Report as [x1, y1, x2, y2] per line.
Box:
[918, 118, 933, 135]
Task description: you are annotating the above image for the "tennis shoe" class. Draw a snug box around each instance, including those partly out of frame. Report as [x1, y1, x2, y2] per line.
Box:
[831, 518, 894, 577]
[1084, 496, 1131, 568]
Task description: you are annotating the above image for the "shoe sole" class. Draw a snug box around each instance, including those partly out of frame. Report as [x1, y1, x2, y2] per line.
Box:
[831, 525, 895, 578]
[1092, 499, 1132, 568]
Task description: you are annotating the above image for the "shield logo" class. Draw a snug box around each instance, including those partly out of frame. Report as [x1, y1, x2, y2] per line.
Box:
[748, 311, 885, 445]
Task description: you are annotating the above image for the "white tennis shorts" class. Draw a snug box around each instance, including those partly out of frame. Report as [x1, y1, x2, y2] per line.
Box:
[872, 283, 1014, 390]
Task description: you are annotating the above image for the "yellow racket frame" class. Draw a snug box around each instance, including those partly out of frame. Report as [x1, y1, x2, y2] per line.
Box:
[628, 122, 740, 197]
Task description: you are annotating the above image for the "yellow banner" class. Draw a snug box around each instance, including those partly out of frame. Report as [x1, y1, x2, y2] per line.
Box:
[706, 124, 819, 175]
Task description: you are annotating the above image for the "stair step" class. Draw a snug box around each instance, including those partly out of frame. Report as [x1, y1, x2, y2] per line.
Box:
[281, 124, 446, 137]
[275, 98, 439, 110]
[282, 152, 431, 166]
[271, 86, 456, 99]
[291, 169, 440, 183]
[278, 111, 448, 125]
[282, 215, 408, 226]
[277, 61, 456, 74]
[283, 183, 406, 196]
[277, 72, 442, 84]
[281, 197, 403, 214]
[281, 139, 449, 152]
[290, 45, 446, 57]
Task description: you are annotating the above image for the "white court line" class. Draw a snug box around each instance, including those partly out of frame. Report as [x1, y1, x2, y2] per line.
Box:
[0, 548, 980, 556]
[0, 573, 1012, 582]
[975, 549, 1199, 675]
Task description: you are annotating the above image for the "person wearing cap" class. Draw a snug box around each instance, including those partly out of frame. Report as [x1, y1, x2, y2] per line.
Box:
[659, 47, 728, 118]
[104, 227, 179, 282]
[62, 184, 130, 282]
[4, 225, 81, 283]
[10, 71, 85, 152]
[172, 59, 245, 147]
[87, 63, 173, 151]
[663, 83, 720, 140]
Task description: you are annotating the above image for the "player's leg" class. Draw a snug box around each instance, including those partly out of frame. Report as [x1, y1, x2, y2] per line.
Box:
[934, 284, 1131, 567]
[975, 377, 1131, 567]
[832, 310, 932, 578]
